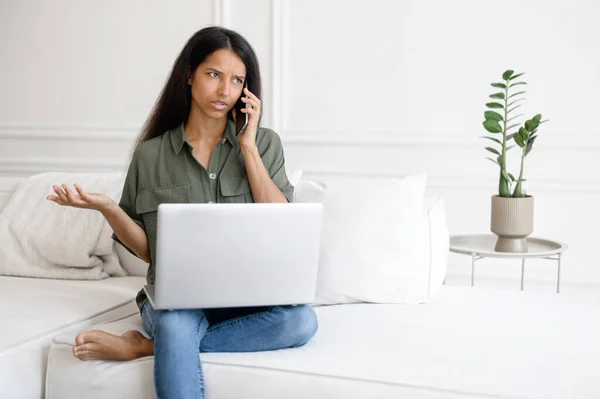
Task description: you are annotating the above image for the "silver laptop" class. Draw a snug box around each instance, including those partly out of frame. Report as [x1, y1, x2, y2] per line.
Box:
[144, 203, 324, 310]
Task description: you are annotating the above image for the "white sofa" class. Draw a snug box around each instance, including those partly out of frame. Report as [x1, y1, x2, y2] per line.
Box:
[43, 197, 600, 399]
[0, 274, 144, 399]
[2, 177, 600, 398]
[0, 179, 147, 399]
[41, 196, 449, 399]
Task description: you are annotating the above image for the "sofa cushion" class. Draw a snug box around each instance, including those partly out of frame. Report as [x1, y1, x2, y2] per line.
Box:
[46, 286, 600, 399]
[0, 276, 145, 399]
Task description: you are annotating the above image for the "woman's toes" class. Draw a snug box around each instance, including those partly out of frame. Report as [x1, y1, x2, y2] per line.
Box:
[75, 332, 86, 346]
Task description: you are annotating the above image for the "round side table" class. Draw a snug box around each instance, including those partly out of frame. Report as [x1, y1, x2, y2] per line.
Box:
[449, 234, 568, 293]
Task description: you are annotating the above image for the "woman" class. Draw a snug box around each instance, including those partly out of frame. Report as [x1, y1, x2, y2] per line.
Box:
[46, 26, 318, 399]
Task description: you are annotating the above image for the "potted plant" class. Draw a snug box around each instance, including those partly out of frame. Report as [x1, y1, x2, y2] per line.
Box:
[482, 69, 547, 252]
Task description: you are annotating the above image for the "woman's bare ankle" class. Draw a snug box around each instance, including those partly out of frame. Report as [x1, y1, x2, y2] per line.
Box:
[123, 330, 154, 358]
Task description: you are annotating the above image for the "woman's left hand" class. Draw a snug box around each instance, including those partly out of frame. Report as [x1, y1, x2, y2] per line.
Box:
[234, 87, 261, 150]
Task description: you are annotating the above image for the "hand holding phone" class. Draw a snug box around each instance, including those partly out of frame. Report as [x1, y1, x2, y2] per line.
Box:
[237, 81, 249, 136]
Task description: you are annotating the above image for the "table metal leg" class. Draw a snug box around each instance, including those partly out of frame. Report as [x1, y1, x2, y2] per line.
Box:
[521, 259, 525, 291]
[557, 254, 561, 294]
[471, 253, 476, 287]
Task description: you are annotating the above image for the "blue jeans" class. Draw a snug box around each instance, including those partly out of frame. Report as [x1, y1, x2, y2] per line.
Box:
[141, 302, 318, 399]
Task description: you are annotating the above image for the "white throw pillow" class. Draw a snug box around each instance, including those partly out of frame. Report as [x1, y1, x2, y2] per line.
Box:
[0, 172, 128, 279]
[286, 168, 303, 201]
[286, 169, 303, 187]
[113, 241, 149, 277]
[295, 173, 430, 305]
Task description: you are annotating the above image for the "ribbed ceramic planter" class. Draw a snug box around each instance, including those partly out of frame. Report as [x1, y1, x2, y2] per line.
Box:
[490, 195, 534, 253]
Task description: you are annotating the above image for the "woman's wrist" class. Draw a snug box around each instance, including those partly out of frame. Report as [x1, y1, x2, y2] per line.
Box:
[240, 143, 259, 157]
[100, 198, 119, 215]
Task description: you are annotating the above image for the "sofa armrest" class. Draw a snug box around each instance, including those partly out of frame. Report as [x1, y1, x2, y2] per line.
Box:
[425, 197, 449, 298]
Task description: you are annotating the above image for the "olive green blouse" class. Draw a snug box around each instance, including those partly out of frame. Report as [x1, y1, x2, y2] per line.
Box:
[112, 118, 295, 310]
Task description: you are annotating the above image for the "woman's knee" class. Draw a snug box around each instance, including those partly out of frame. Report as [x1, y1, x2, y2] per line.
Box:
[154, 309, 207, 340]
[278, 304, 318, 347]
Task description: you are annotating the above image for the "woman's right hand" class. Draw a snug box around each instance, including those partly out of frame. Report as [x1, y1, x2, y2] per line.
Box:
[46, 184, 113, 213]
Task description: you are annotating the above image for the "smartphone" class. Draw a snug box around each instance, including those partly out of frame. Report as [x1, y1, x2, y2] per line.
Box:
[236, 80, 249, 136]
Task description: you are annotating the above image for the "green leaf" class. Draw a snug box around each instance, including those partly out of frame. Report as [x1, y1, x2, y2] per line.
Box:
[502, 70, 515, 80]
[486, 157, 500, 166]
[519, 126, 529, 140]
[483, 120, 503, 133]
[485, 146, 500, 155]
[509, 72, 526, 80]
[491, 83, 507, 89]
[482, 136, 502, 145]
[508, 173, 516, 181]
[509, 82, 527, 88]
[525, 144, 533, 156]
[489, 92, 505, 99]
[507, 104, 522, 114]
[501, 169, 511, 182]
[486, 102, 504, 109]
[525, 119, 534, 132]
[506, 145, 516, 151]
[532, 114, 542, 123]
[507, 132, 516, 140]
[514, 134, 525, 147]
[508, 91, 527, 99]
[484, 111, 503, 121]
[525, 136, 536, 156]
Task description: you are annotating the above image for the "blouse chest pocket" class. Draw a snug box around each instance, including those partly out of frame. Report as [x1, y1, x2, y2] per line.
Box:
[219, 176, 252, 203]
[136, 183, 192, 230]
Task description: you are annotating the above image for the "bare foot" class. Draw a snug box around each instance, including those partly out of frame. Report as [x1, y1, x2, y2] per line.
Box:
[72, 330, 154, 361]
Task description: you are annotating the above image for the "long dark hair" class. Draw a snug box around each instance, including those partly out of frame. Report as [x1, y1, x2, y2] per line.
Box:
[133, 26, 262, 151]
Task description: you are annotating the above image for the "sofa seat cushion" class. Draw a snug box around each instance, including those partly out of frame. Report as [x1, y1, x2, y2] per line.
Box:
[0, 276, 145, 399]
[46, 286, 600, 399]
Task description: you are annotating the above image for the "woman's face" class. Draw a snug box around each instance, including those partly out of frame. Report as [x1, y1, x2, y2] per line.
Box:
[189, 48, 247, 120]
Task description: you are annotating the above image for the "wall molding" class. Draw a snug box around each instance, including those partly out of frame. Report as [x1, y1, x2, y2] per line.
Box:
[213, 0, 228, 27]
[2, 123, 599, 150]
[0, 123, 138, 141]
[0, 157, 126, 175]
[270, 0, 289, 134]
[270, 2, 600, 152]
[300, 170, 600, 193]
[1, 157, 597, 193]
[281, 129, 600, 150]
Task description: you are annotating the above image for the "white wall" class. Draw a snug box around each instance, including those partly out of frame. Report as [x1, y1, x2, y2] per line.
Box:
[1, 0, 599, 290]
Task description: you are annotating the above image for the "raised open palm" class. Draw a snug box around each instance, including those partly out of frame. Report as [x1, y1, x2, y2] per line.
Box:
[46, 184, 112, 212]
